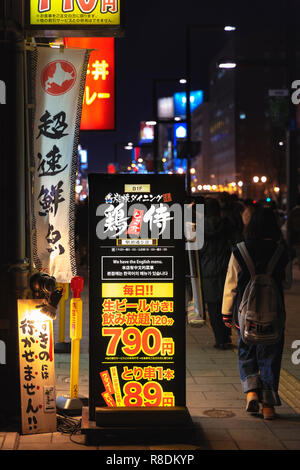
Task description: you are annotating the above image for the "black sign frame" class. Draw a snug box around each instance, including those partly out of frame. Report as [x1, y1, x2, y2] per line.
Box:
[88, 174, 187, 423]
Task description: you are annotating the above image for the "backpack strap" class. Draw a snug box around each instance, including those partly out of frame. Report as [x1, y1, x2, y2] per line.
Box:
[236, 242, 256, 278]
[266, 243, 284, 275]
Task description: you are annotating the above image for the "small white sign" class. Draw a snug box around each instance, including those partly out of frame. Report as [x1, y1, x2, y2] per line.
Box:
[0, 339, 6, 364]
[18, 299, 57, 434]
[0, 80, 6, 104]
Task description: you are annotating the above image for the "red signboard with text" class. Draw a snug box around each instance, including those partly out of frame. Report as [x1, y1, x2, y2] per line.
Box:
[64, 37, 115, 130]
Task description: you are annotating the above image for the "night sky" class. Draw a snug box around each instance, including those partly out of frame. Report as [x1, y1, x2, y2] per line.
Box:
[79, 0, 296, 173]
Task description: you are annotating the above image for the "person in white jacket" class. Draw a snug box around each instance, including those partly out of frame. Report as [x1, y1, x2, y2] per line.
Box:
[222, 206, 289, 420]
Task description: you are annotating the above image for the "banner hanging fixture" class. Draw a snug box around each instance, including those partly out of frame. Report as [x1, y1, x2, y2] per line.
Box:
[31, 46, 90, 283]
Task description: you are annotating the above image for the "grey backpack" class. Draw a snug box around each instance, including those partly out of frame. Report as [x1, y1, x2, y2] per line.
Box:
[237, 242, 285, 345]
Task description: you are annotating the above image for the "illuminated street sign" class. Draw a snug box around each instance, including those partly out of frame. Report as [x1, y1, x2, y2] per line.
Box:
[65, 37, 115, 130]
[88, 174, 186, 424]
[26, 0, 124, 37]
[174, 90, 203, 118]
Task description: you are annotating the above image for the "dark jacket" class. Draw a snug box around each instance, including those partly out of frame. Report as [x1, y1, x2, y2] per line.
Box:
[287, 206, 300, 245]
[199, 216, 237, 303]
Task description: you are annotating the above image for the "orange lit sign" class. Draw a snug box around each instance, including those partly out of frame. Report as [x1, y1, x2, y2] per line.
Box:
[65, 37, 115, 130]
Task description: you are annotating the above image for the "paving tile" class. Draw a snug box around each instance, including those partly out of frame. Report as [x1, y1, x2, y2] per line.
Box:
[266, 427, 300, 440]
[202, 391, 244, 401]
[264, 414, 300, 425]
[228, 428, 286, 450]
[206, 440, 239, 450]
[191, 416, 266, 429]
[221, 369, 240, 377]
[188, 370, 225, 377]
[0, 435, 5, 449]
[186, 377, 195, 385]
[100, 445, 149, 450]
[148, 444, 201, 450]
[51, 433, 97, 450]
[188, 399, 244, 409]
[2, 433, 18, 450]
[281, 441, 300, 450]
[187, 363, 226, 371]
[194, 376, 241, 384]
[187, 383, 237, 393]
[186, 391, 206, 403]
[201, 428, 233, 441]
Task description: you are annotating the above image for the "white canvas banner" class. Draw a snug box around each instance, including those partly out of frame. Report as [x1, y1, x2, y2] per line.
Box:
[32, 46, 90, 282]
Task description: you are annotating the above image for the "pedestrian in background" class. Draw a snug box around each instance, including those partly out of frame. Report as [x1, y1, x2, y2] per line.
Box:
[199, 197, 238, 349]
[218, 192, 244, 243]
[287, 193, 300, 271]
[241, 199, 255, 237]
[222, 207, 289, 419]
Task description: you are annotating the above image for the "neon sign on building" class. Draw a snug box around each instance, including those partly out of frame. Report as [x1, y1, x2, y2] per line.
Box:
[65, 37, 115, 130]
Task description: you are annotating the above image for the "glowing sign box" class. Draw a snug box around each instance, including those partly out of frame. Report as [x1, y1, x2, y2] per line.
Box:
[174, 90, 204, 118]
[65, 37, 115, 130]
[26, 0, 124, 37]
[88, 174, 187, 427]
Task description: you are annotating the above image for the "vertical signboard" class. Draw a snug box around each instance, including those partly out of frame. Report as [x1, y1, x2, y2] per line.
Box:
[88, 174, 186, 423]
[31, 46, 90, 283]
[64, 37, 115, 130]
[18, 300, 56, 434]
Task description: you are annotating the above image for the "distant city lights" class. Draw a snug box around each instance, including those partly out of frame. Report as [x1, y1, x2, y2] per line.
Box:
[218, 61, 237, 69]
[224, 25, 236, 31]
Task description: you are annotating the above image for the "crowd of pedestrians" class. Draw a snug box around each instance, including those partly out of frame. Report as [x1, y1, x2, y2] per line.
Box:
[195, 191, 300, 420]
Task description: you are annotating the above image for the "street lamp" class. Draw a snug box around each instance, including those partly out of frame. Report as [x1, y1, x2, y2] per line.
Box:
[114, 142, 135, 172]
[218, 61, 237, 69]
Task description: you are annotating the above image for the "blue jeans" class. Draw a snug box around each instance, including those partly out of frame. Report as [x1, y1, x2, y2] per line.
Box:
[238, 332, 285, 406]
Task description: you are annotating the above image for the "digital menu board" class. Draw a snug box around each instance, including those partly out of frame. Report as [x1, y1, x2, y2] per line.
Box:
[88, 174, 186, 424]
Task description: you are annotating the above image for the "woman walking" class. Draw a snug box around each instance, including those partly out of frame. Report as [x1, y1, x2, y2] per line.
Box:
[222, 206, 289, 419]
[199, 197, 240, 349]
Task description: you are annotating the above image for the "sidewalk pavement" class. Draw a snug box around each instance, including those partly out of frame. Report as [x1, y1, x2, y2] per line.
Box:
[1, 266, 300, 451]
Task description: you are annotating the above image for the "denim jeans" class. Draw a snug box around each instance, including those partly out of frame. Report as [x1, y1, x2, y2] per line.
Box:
[238, 332, 285, 406]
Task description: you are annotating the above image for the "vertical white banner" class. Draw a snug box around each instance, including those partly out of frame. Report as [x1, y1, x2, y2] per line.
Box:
[32, 47, 90, 283]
